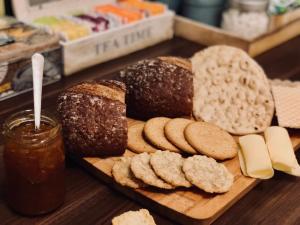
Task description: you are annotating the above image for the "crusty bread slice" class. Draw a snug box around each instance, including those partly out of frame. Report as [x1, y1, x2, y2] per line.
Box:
[120, 57, 193, 119]
[159, 56, 192, 71]
[57, 80, 127, 157]
[112, 209, 156, 225]
[67, 80, 125, 103]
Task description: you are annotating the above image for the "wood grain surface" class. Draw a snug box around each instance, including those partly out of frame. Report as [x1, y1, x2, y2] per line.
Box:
[74, 119, 300, 225]
[0, 37, 300, 225]
[269, 8, 300, 31]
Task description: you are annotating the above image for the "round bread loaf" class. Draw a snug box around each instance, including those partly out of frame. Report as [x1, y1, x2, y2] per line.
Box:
[57, 80, 127, 157]
[120, 57, 193, 119]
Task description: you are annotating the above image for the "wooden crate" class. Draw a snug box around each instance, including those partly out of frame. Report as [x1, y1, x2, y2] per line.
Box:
[175, 9, 300, 57]
[62, 12, 174, 75]
[12, 0, 174, 75]
[269, 8, 300, 31]
[0, 17, 62, 101]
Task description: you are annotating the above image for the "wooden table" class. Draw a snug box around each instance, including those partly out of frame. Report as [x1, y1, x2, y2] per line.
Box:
[0, 37, 300, 225]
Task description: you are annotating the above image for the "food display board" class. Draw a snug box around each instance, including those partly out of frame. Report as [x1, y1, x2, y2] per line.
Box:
[71, 118, 300, 225]
[55, 44, 300, 224]
[12, 0, 174, 75]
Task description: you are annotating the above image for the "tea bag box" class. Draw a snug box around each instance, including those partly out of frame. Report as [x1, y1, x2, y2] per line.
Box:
[0, 17, 61, 101]
[12, 0, 174, 75]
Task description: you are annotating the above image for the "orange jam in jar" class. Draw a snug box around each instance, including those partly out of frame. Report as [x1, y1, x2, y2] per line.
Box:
[2, 110, 65, 215]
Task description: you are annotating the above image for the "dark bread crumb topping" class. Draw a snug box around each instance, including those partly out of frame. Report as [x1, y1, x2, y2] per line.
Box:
[67, 80, 125, 103]
[120, 57, 193, 119]
[158, 56, 192, 71]
[57, 80, 127, 157]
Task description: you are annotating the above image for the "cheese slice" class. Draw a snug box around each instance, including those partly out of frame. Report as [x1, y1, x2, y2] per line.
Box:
[264, 126, 300, 176]
[238, 135, 274, 179]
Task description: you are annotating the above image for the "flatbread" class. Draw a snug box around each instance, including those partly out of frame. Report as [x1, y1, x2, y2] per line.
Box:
[192, 45, 274, 135]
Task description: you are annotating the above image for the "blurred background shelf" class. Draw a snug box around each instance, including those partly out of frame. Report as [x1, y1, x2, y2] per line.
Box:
[175, 11, 300, 57]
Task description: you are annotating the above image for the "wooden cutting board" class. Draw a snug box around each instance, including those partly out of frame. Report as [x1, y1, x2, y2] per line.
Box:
[72, 118, 300, 225]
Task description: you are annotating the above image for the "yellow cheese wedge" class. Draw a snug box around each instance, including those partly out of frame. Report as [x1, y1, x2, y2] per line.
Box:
[238, 135, 274, 179]
[264, 126, 300, 176]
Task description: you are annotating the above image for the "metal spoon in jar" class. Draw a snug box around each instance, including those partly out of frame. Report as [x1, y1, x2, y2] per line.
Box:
[32, 53, 44, 130]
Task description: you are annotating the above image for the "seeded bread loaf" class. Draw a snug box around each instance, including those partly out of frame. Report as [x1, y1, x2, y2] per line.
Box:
[57, 80, 127, 157]
[120, 57, 193, 119]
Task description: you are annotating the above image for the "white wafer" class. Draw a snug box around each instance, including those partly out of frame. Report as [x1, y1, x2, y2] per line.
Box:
[272, 85, 300, 128]
[269, 78, 300, 88]
[192, 45, 274, 135]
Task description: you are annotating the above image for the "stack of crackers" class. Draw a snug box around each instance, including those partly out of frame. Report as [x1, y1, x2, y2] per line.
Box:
[128, 117, 238, 160]
[113, 116, 237, 193]
[112, 151, 234, 193]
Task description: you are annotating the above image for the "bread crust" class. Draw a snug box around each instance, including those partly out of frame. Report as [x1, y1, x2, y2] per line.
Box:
[57, 80, 127, 157]
[120, 57, 193, 119]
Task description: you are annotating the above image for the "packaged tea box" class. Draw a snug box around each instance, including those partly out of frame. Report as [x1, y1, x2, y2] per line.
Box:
[0, 16, 61, 101]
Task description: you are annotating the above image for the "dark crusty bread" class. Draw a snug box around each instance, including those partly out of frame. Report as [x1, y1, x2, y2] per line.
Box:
[120, 57, 193, 119]
[158, 56, 192, 71]
[57, 80, 127, 157]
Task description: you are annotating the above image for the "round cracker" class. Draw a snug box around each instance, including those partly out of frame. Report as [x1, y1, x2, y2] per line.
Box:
[128, 123, 158, 153]
[112, 209, 156, 225]
[112, 157, 146, 189]
[144, 117, 180, 153]
[150, 150, 191, 187]
[184, 122, 238, 160]
[191, 45, 274, 135]
[183, 155, 234, 193]
[131, 152, 174, 189]
[165, 118, 197, 154]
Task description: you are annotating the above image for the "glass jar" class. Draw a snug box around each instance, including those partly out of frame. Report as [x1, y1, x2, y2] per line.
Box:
[221, 0, 270, 39]
[2, 109, 65, 216]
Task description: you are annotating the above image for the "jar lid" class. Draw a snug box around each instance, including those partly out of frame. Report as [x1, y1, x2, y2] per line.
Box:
[230, 0, 269, 12]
